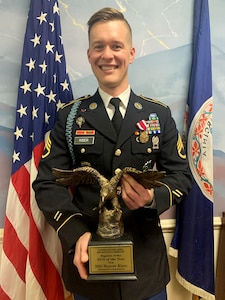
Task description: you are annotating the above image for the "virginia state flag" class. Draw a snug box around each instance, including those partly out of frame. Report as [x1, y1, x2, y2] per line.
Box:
[170, 1, 215, 299]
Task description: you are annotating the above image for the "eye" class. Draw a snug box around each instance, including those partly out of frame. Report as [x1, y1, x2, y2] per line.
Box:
[94, 44, 104, 51]
[112, 44, 123, 50]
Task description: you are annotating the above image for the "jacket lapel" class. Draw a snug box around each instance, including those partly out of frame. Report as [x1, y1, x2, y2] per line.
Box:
[77, 91, 117, 142]
[76, 90, 150, 146]
[117, 91, 148, 147]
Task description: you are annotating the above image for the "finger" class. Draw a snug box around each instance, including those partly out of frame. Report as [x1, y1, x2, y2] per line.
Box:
[122, 174, 145, 195]
[73, 233, 91, 280]
[74, 247, 89, 279]
[78, 262, 89, 280]
[121, 180, 139, 210]
[121, 177, 153, 208]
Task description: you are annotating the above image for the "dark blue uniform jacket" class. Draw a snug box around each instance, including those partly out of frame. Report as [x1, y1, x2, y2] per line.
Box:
[33, 90, 193, 300]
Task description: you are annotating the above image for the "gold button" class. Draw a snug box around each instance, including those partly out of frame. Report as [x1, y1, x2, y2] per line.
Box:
[147, 148, 152, 153]
[81, 148, 86, 153]
[115, 168, 121, 175]
[115, 149, 121, 156]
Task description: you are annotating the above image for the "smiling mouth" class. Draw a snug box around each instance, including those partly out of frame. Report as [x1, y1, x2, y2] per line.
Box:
[100, 65, 118, 71]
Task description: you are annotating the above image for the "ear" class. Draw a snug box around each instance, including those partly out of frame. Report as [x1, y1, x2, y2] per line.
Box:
[87, 48, 91, 63]
[129, 47, 135, 64]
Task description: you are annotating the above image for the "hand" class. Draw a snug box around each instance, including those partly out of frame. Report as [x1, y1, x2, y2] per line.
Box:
[73, 232, 91, 280]
[121, 174, 154, 210]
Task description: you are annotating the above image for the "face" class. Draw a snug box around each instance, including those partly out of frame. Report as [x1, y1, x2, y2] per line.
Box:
[87, 20, 135, 95]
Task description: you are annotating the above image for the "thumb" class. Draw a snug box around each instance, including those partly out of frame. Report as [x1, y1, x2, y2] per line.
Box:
[80, 249, 89, 263]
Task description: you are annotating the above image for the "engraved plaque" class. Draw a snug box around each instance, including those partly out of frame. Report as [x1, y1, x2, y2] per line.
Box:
[87, 233, 137, 281]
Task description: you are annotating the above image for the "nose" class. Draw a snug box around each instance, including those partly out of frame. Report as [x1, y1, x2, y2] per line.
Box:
[101, 46, 113, 59]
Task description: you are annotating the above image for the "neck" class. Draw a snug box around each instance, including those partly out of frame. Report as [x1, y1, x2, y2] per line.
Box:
[99, 84, 129, 98]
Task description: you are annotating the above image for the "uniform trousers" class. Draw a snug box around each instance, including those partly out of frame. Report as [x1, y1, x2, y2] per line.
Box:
[74, 288, 167, 300]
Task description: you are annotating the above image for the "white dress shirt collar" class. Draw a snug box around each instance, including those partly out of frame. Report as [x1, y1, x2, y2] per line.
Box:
[98, 86, 131, 118]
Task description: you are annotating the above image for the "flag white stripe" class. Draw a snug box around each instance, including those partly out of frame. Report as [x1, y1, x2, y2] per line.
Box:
[25, 260, 47, 300]
[0, 251, 26, 299]
[5, 181, 29, 250]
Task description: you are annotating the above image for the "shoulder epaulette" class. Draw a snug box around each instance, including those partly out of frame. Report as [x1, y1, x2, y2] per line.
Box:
[139, 95, 168, 108]
[61, 95, 91, 110]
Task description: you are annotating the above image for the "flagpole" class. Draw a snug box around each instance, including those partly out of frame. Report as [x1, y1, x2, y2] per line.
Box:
[192, 295, 200, 300]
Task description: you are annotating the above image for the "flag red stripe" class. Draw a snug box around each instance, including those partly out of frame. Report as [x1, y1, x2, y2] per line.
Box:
[29, 213, 65, 299]
[11, 166, 30, 215]
[33, 141, 45, 169]
[2, 217, 27, 282]
[0, 286, 11, 300]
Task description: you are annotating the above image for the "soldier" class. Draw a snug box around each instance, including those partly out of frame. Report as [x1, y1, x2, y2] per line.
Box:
[33, 7, 193, 300]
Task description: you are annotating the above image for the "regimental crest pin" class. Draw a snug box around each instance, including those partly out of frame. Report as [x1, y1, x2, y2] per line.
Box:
[89, 102, 98, 110]
[76, 116, 85, 128]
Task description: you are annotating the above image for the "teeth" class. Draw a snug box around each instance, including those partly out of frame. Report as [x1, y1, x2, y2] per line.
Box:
[101, 66, 114, 71]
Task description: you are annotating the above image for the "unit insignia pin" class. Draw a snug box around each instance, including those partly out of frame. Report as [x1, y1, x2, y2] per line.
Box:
[152, 136, 159, 149]
[76, 116, 85, 128]
[134, 102, 142, 110]
[142, 160, 152, 172]
[89, 102, 98, 110]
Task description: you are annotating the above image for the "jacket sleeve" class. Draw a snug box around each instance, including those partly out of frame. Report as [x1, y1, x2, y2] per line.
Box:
[33, 106, 90, 252]
[152, 106, 193, 215]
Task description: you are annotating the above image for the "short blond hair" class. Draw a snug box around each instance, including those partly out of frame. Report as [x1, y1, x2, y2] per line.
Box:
[87, 7, 132, 42]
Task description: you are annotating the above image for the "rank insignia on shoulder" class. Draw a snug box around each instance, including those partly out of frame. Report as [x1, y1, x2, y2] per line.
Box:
[42, 135, 52, 158]
[177, 134, 186, 159]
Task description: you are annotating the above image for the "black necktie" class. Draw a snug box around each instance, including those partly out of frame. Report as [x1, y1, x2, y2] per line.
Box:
[110, 98, 123, 134]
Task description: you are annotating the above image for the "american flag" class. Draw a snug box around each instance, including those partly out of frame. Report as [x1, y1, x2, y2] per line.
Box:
[170, 1, 215, 299]
[0, 0, 74, 299]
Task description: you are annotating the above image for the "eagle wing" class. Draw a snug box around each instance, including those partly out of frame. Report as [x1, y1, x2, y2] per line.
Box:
[121, 167, 166, 189]
[52, 166, 108, 187]
[108, 167, 166, 199]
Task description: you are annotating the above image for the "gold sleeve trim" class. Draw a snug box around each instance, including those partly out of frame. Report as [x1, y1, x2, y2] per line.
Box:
[56, 213, 82, 235]
[54, 211, 62, 222]
[172, 189, 183, 197]
[156, 181, 173, 207]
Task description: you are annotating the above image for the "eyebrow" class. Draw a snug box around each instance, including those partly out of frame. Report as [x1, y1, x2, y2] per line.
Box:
[91, 39, 125, 45]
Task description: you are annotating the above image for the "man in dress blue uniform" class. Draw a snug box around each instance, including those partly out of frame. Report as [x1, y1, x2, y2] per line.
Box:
[33, 7, 193, 300]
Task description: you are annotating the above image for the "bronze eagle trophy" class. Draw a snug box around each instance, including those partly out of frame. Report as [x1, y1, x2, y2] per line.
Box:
[52, 166, 165, 239]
